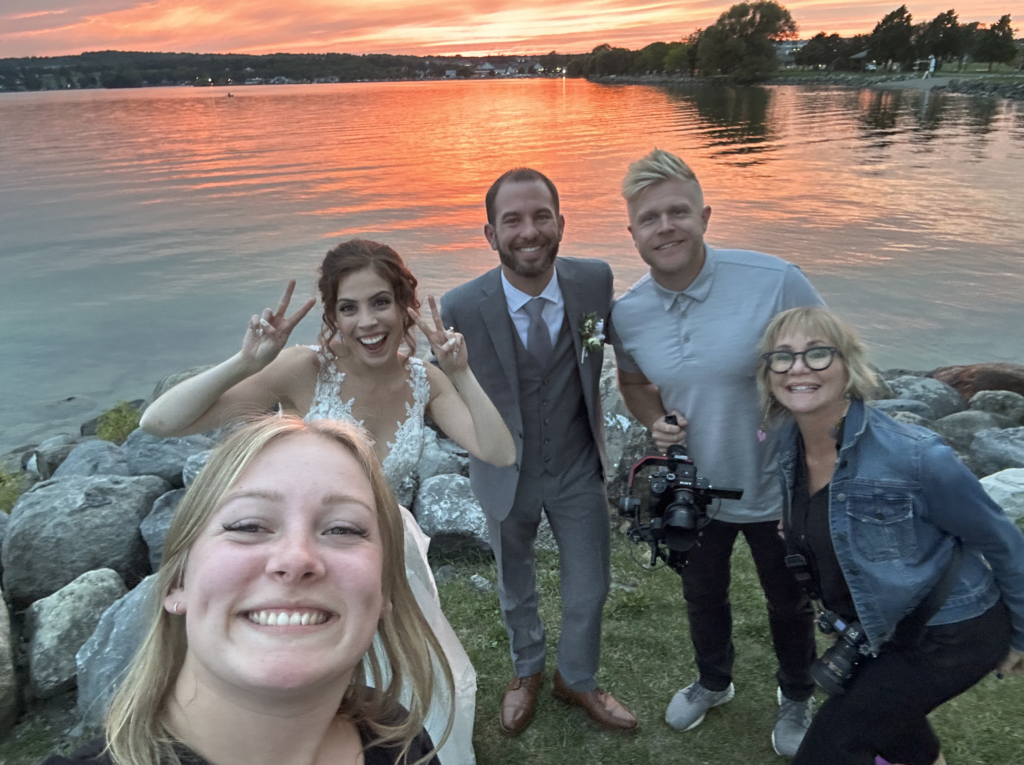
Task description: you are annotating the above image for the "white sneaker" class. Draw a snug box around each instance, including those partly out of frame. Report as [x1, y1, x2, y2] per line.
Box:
[665, 681, 735, 731]
[772, 687, 814, 758]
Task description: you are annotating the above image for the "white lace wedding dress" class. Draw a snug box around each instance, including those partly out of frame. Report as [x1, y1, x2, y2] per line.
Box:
[304, 347, 477, 765]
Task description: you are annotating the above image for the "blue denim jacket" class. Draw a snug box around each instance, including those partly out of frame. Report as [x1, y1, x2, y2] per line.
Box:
[778, 399, 1024, 654]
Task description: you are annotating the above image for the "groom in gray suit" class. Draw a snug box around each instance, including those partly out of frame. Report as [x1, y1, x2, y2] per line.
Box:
[440, 168, 637, 736]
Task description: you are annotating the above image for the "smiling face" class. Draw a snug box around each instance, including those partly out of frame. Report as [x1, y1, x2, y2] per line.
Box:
[333, 268, 404, 362]
[768, 330, 850, 422]
[167, 432, 384, 699]
[484, 178, 564, 292]
[627, 178, 711, 291]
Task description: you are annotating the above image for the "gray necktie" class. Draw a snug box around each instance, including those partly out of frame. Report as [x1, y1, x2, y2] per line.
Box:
[523, 297, 552, 365]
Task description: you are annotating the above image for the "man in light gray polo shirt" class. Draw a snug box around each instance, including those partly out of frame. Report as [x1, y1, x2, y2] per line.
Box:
[610, 149, 824, 758]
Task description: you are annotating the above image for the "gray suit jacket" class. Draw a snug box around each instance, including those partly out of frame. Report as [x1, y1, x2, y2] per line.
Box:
[440, 257, 613, 522]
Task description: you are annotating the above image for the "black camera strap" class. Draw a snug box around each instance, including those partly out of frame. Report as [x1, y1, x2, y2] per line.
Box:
[890, 538, 963, 647]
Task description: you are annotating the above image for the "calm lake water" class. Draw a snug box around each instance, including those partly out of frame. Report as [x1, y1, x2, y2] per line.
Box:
[1, 79, 1023, 452]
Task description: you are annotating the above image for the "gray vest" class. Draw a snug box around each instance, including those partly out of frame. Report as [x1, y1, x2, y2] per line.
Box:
[513, 313, 596, 477]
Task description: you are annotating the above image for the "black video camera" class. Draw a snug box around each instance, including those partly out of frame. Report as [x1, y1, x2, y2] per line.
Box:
[619, 442, 743, 575]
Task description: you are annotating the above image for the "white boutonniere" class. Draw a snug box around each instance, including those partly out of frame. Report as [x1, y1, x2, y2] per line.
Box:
[578, 312, 606, 363]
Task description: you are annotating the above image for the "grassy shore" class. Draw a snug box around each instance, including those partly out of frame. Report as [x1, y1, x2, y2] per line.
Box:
[2, 519, 1023, 764]
[436, 523, 1024, 765]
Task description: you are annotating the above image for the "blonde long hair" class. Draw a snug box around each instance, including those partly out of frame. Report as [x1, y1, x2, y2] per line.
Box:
[104, 416, 454, 765]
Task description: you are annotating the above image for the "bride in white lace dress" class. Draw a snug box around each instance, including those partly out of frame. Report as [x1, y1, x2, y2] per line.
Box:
[141, 239, 515, 765]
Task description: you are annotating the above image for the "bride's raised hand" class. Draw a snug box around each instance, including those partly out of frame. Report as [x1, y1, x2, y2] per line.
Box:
[240, 280, 317, 371]
[408, 296, 468, 377]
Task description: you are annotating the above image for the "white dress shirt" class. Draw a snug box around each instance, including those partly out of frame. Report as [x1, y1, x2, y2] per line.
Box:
[500, 271, 564, 348]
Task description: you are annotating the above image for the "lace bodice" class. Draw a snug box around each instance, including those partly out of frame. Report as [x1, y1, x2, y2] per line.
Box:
[304, 346, 430, 506]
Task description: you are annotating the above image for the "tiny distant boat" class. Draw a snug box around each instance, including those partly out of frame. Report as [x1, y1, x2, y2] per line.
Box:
[227, 92, 234, 97]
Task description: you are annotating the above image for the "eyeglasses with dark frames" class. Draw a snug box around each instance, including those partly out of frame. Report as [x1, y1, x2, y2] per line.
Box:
[762, 346, 840, 374]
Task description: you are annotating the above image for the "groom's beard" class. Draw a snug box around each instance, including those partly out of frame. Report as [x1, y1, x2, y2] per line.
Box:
[497, 239, 559, 279]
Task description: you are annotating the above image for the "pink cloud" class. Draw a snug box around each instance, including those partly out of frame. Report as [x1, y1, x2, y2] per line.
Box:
[1, 0, 1021, 58]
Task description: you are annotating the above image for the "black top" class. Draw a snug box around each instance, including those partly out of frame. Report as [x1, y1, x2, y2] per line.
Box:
[43, 722, 439, 765]
[790, 434, 858, 623]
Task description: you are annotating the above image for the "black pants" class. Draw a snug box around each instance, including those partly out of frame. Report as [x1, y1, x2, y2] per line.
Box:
[794, 600, 1013, 765]
[680, 518, 817, 701]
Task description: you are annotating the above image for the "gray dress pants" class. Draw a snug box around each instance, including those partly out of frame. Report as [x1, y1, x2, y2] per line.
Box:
[487, 447, 610, 692]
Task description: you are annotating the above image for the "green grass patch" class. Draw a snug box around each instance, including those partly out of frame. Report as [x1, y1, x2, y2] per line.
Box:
[95, 401, 142, 445]
[435, 528, 1024, 765]
[0, 465, 24, 513]
[4, 522, 1022, 763]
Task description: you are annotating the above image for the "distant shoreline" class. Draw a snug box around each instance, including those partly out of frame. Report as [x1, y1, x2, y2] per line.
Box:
[590, 72, 1024, 100]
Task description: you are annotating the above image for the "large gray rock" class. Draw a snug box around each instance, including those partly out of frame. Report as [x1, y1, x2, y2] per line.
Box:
[124, 429, 216, 487]
[869, 398, 936, 420]
[886, 376, 965, 420]
[413, 475, 490, 556]
[2, 474, 169, 607]
[969, 390, 1024, 425]
[52, 440, 131, 479]
[0, 594, 16, 737]
[970, 427, 1024, 478]
[600, 352, 631, 423]
[77, 576, 157, 724]
[151, 365, 214, 401]
[0, 512, 8, 551]
[141, 489, 186, 570]
[607, 421, 660, 515]
[34, 434, 79, 480]
[25, 569, 127, 699]
[1, 445, 35, 474]
[932, 411, 1015, 453]
[416, 431, 469, 483]
[980, 468, 1024, 520]
[182, 449, 213, 488]
[862, 374, 894, 401]
[888, 411, 936, 431]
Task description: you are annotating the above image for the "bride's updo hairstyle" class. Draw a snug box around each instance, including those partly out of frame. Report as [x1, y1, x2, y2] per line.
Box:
[317, 239, 422, 351]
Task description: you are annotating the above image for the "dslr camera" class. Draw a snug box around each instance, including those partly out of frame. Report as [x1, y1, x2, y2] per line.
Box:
[619, 442, 743, 575]
[813, 609, 870, 695]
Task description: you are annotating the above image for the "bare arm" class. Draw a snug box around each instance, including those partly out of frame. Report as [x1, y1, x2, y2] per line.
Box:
[140, 281, 316, 437]
[616, 368, 687, 453]
[411, 297, 515, 467]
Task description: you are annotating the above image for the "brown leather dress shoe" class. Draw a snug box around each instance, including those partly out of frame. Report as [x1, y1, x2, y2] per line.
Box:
[500, 672, 544, 736]
[552, 671, 638, 733]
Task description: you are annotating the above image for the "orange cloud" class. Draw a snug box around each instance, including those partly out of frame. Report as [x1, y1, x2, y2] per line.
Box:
[1, 0, 1021, 58]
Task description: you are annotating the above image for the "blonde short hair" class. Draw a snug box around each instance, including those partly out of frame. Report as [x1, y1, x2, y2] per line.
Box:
[757, 307, 880, 426]
[105, 416, 453, 765]
[622, 148, 703, 204]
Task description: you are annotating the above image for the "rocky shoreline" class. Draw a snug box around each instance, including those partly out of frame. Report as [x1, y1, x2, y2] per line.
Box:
[2, 357, 1024, 754]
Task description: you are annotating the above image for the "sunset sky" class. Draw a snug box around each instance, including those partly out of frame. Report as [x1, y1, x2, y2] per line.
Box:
[2, 1, 1022, 59]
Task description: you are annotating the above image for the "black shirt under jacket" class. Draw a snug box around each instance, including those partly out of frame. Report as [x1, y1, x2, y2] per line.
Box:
[790, 434, 858, 624]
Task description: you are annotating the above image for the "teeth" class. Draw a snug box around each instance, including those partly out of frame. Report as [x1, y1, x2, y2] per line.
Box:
[247, 610, 328, 626]
[359, 334, 385, 346]
[517, 245, 541, 252]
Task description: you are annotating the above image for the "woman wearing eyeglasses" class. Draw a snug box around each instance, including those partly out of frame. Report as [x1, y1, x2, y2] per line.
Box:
[756, 307, 1024, 765]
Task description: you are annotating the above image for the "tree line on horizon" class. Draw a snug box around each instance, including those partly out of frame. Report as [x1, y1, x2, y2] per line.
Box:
[1, 3, 1019, 92]
[561, 3, 1018, 82]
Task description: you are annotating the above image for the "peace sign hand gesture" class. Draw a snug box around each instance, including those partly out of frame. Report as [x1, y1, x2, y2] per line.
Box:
[408, 296, 468, 377]
[240, 280, 317, 372]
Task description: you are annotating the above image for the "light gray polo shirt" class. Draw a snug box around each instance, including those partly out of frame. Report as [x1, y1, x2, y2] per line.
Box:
[611, 245, 824, 523]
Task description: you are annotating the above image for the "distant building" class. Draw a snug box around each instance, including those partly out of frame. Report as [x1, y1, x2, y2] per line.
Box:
[773, 40, 806, 67]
